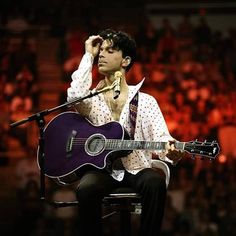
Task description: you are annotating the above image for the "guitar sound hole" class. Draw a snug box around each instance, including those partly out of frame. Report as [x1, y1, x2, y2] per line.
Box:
[85, 134, 106, 156]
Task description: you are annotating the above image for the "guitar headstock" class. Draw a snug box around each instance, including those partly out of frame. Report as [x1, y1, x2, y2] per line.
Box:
[184, 140, 220, 160]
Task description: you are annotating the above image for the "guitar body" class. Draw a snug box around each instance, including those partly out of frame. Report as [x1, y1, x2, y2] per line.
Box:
[39, 112, 131, 183]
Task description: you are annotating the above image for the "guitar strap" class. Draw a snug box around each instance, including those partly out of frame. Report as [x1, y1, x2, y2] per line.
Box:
[129, 91, 139, 140]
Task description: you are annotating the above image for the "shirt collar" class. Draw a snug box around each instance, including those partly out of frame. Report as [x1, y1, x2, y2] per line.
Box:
[127, 78, 145, 102]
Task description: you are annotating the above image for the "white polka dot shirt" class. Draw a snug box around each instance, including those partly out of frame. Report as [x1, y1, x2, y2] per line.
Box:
[67, 52, 173, 181]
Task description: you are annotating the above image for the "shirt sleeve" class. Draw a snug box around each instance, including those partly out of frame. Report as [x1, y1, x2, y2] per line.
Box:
[67, 52, 94, 115]
[141, 94, 174, 164]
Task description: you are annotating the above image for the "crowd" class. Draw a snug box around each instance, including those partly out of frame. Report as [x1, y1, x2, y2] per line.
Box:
[0, 3, 236, 235]
[0, 36, 39, 151]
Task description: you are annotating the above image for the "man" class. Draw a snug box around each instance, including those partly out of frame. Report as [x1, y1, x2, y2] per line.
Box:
[67, 29, 182, 236]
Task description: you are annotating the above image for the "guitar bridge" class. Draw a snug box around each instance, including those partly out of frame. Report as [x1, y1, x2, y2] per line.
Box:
[66, 130, 77, 158]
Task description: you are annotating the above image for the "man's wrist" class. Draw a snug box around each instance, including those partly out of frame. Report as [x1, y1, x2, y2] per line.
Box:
[85, 51, 94, 59]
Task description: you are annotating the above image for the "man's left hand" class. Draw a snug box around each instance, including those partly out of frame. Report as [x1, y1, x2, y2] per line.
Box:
[166, 141, 185, 165]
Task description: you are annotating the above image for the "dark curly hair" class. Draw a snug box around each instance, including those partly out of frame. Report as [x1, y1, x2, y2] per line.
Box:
[99, 29, 136, 71]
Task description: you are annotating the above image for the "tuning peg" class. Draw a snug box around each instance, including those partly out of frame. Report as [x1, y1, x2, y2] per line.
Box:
[191, 139, 197, 145]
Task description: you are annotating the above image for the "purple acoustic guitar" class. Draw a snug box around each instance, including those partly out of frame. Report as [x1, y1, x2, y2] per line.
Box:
[38, 112, 220, 184]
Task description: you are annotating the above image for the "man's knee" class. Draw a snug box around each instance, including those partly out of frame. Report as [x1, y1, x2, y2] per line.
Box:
[76, 182, 104, 202]
[139, 170, 166, 192]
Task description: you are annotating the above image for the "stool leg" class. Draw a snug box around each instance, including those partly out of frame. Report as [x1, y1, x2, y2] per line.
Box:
[120, 209, 131, 236]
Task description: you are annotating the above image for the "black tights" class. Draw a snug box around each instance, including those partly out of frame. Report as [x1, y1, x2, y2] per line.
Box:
[76, 168, 167, 236]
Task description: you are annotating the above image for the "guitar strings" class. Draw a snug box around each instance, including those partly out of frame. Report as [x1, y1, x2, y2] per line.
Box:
[70, 138, 121, 145]
[67, 139, 215, 157]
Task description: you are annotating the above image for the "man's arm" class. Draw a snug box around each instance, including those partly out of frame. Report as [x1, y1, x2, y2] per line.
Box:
[142, 95, 183, 165]
[67, 35, 103, 115]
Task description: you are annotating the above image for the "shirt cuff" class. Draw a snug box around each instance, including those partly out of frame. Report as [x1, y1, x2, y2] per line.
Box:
[85, 52, 94, 61]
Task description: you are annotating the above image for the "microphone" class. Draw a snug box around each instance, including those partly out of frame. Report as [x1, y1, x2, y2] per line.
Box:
[113, 71, 122, 99]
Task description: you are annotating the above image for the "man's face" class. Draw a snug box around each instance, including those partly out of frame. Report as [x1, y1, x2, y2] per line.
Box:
[98, 39, 124, 76]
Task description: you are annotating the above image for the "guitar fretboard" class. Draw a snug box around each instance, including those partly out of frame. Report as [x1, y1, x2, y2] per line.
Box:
[105, 139, 185, 151]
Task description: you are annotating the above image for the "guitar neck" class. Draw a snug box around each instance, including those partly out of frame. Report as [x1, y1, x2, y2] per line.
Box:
[105, 139, 185, 151]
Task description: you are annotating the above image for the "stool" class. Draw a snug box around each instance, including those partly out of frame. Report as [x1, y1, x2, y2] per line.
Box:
[51, 187, 141, 236]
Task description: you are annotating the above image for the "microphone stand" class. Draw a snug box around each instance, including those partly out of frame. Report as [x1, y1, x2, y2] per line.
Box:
[10, 82, 117, 201]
